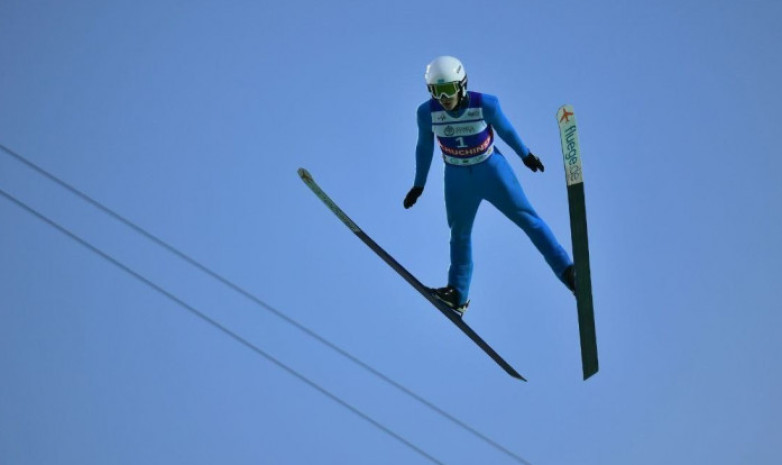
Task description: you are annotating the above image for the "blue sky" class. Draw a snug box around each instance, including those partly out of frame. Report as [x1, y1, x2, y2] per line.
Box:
[2, 1, 781, 464]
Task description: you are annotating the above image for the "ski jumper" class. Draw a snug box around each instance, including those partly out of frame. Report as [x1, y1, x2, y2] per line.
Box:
[414, 91, 573, 304]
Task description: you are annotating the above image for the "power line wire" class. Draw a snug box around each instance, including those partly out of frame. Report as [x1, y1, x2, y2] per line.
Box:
[0, 186, 447, 465]
[0, 143, 533, 465]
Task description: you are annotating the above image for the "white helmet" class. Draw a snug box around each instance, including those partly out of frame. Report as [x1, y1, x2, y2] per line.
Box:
[425, 56, 468, 100]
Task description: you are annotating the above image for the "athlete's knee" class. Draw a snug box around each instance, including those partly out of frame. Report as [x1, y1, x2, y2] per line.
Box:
[512, 210, 544, 232]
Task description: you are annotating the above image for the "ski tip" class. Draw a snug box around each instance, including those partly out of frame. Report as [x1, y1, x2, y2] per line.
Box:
[298, 168, 313, 182]
[556, 104, 575, 124]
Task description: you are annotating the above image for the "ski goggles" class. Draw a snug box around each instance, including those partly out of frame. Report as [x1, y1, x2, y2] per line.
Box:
[428, 81, 461, 99]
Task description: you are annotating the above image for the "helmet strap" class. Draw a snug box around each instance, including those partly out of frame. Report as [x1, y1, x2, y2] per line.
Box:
[458, 77, 468, 105]
[457, 81, 469, 107]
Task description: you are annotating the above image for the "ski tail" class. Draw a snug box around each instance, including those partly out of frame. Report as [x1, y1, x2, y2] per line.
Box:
[298, 168, 525, 381]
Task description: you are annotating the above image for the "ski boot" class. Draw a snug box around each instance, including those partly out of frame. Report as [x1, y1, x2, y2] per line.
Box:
[562, 265, 576, 296]
[431, 286, 469, 317]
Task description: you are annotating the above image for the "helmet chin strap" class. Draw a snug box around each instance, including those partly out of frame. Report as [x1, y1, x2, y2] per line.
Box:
[453, 88, 468, 109]
[454, 78, 468, 108]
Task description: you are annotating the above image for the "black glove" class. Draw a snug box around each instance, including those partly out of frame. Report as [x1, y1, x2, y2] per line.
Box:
[522, 153, 545, 172]
[403, 186, 424, 209]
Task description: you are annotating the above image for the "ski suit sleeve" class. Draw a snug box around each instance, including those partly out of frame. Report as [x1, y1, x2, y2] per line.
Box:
[413, 102, 435, 188]
[482, 94, 531, 158]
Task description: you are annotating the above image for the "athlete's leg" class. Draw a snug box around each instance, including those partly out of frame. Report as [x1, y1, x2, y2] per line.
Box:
[444, 165, 482, 304]
[483, 154, 572, 279]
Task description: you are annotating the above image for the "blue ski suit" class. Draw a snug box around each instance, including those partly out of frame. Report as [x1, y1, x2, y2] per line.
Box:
[413, 91, 572, 305]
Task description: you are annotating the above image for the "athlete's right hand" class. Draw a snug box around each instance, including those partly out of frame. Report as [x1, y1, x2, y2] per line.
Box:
[403, 186, 424, 209]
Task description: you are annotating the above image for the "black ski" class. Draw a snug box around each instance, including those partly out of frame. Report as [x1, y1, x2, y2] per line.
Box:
[299, 168, 525, 381]
[557, 105, 599, 380]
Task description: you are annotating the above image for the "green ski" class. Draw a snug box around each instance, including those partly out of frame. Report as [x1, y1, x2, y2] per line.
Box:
[557, 104, 599, 380]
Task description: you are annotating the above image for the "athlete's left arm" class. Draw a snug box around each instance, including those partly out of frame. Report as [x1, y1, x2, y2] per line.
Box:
[482, 94, 531, 158]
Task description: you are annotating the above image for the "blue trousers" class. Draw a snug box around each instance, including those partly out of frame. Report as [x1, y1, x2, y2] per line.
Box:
[444, 152, 572, 304]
